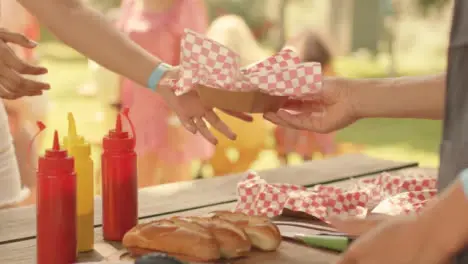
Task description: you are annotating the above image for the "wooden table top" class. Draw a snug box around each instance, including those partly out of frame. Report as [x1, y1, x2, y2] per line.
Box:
[0, 154, 424, 264]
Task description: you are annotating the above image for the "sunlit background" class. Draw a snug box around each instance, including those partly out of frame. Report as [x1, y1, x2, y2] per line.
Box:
[35, 0, 452, 183]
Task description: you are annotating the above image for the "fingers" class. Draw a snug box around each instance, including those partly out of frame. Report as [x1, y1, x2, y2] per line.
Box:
[265, 109, 329, 133]
[0, 42, 47, 75]
[0, 28, 37, 48]
[264, 111, 300, 129]
[0, 67, 49, 99]
[0, 83, 14, 99]
[194, 116, 218, 145]
[178, 115, 198, 134]
[282, 99, 324, 112]
[264, 110, 310, 130]
[220, 109, 254, 122]
[204, 110, 236, 141]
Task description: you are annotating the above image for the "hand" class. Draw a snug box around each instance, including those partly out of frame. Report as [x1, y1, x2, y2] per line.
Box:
[263, 77, 358, 133]
[337, 216, 452, 264]
[158, 66, 253, 145]
[0, 28, 49, 99]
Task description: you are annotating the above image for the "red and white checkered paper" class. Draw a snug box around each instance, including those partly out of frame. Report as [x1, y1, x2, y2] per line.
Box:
[234, 170, 437, 222]
[170, 29, 322, 97]
[371, 190, 437, 216]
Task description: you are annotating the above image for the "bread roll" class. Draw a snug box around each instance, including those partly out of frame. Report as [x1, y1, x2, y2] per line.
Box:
[208, 211, 281, 251]
[173, 216, 251, 258]
[122, 219, 220, 262]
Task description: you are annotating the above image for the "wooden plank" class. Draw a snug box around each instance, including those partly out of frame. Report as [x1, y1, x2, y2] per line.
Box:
[0, 154, 418, 244]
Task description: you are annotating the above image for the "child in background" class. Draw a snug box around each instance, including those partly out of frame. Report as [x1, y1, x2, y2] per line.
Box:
[275, 30, 337, 164]
[205, 15, 271, 176]
[118, 0, 214, 186]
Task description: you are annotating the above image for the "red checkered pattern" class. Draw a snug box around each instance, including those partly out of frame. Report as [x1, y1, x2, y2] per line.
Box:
[235, 171, 307, 217]
[241, 49, 301, 74]
[285, 191, 329, 220]
[235, 170, 438, 221]
[371, 190, 437, 216]
[359, 171, 437, 207]
[172, 29, 322, 96]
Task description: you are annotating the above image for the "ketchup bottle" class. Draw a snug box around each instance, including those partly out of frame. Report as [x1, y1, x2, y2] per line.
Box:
[36, 128, 77, 264]
[102, 108, 137, 241]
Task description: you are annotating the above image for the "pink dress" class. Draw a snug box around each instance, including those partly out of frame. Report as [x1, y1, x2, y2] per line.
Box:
[118, 0, 214, 164]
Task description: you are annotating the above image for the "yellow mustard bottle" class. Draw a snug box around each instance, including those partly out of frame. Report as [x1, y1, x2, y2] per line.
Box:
[63, 113, 94, 252]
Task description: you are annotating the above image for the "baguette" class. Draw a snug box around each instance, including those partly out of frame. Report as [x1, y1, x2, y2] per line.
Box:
[173, 216, 251, 259]
[122, 219, 220, 262]
[208, 211, 281, 251]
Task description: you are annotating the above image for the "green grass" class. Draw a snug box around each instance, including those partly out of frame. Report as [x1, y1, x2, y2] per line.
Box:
[36, 42, 443, 179]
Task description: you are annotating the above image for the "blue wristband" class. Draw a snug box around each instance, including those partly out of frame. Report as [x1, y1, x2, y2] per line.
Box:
[147, 63, 172, 91]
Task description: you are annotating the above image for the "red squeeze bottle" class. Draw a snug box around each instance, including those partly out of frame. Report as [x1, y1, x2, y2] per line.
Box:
[102, 108, 137, 241]
[36, 129, 77, 264]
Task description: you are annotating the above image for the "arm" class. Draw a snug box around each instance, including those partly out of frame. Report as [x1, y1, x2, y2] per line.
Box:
[350, 73, 446, 120]
[17, 0, 167, 95]
[417, 176, 468, 257]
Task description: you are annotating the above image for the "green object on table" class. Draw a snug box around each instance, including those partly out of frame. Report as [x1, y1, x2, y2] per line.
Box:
[296, 234, 353, 252]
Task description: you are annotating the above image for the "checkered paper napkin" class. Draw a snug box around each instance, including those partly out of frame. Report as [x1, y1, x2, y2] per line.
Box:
[234, 170, 437, 222]
[169, 29, 322, 96]
[371, 190, 437, 216]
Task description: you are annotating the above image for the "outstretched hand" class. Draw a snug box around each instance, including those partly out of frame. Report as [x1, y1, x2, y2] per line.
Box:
[158, 66, 253, 145]
[0, 28, 49, 99]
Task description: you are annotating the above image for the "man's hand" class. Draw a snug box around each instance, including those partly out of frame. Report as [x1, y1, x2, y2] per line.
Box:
[337, 216, 452, 264]
[0, 28, 49, 99]
[263, 78, 358, 134]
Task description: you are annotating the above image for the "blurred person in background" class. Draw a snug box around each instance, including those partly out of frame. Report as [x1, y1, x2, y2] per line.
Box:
[1, 0, 47, 205]
[205, 15, 271, 176]
[117, 0, 214, 186]
[274, 30, 338, 164]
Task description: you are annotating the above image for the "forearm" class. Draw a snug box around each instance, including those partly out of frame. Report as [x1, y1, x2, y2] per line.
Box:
[18, 0, 160, 89]
[350, 73, 446, 120]
[418, 177, 468, 257]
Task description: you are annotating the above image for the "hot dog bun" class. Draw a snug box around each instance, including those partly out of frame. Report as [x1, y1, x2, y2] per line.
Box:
[173, 216, 251, 259]
[122, 219, 220, 262]
[208, 211, 281, 251]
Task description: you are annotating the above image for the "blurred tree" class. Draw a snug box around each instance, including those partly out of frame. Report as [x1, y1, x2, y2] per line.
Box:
[87, 0, 121, 12]
[416, 0, 451, 16]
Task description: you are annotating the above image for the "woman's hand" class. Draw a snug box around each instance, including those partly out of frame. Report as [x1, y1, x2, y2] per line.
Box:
[0, 28, 49, 99]
[158, 67, 253, 145]
[263, 77, 358, 133]
[337, 215, 452, 264]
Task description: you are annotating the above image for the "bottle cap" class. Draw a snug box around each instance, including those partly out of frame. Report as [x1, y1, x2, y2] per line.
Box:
[38, 130, 74, 174]
[103, 111, 134, 151]
[63, 113, 91, 157]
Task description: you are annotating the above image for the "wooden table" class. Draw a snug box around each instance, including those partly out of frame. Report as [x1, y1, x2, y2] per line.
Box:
[0, 154, 428, 264]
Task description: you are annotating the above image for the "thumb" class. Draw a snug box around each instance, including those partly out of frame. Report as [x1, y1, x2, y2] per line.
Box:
[328, 215, 388, 236]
